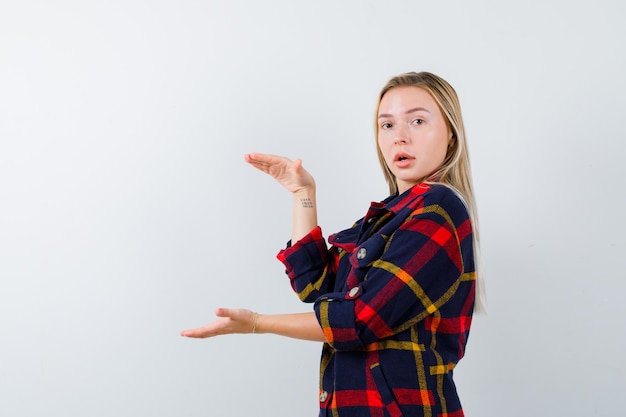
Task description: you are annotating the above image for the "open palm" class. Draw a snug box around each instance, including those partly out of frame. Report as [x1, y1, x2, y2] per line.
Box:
[244, 153, 315, 193]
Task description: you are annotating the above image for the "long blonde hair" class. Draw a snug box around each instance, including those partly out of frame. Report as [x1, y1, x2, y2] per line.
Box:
[375, 72, 486, 313]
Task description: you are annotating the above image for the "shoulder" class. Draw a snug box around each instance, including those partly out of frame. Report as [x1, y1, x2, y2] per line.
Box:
[420, 184, 470, 223]
[422, 184, 465, 206]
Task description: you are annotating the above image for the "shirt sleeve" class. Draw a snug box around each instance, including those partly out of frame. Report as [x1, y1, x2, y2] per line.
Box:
[276, 226, 340, 303]
[314, 191, 474, 351]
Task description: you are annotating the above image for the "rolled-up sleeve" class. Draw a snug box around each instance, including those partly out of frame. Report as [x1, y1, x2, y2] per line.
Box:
[277, 226, 339, 303]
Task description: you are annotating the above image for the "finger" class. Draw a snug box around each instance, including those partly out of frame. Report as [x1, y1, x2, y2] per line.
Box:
[180, 329, 197, 337]
[247, 153, 292, 167]
[246, 161, 272, 174]
[180, 315, 225, 338]
[245, 153, 270, 165]
[245, 156, 274, 174]
[180, 327, 209, 338]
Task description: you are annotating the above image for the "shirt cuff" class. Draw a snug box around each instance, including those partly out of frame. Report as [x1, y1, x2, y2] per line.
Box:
[276, 226, 325, 274]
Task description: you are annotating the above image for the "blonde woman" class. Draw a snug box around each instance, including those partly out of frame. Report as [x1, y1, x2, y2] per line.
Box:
[182, 71, 484, 417]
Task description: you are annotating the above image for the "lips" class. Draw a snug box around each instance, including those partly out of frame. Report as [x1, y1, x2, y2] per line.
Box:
[393, 152, 414, 168]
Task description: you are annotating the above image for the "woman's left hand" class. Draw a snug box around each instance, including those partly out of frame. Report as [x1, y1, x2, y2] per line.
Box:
[180, 308, 257, 338]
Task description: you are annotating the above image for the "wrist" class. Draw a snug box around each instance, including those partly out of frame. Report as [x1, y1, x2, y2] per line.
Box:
[251, 312, 260, 334]
[293, 185, 316, 197]
[293, 186, 316, 205]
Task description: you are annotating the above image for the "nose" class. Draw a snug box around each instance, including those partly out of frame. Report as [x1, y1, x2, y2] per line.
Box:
[394, 123, 410, 145]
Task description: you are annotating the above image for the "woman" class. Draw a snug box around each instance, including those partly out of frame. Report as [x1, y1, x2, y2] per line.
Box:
[182, 71, 484, 417]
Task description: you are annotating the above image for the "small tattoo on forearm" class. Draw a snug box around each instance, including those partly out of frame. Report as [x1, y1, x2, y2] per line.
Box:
[301, 198, 314, 208]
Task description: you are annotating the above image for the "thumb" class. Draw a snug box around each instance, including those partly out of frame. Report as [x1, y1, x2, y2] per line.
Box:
[215, 307, 231, 318]
[215, 307, 247, 321]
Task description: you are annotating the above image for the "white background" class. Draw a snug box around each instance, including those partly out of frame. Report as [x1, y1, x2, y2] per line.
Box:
[1, 1, 625, 416]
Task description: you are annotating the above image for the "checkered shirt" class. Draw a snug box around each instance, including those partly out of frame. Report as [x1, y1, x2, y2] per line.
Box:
[277, 183, 475, 417]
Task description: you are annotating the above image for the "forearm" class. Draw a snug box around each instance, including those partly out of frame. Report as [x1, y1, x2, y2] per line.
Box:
[255, 311, 325, 342]
[291, 187, 318, 243]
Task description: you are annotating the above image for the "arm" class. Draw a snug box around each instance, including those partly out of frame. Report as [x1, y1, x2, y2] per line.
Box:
[291, 185, 317, 244]
[246, 153, 339, 301]
[244, 153, 317, 243]
[277, 226, 339, 302]
[180, 308, 325, 342]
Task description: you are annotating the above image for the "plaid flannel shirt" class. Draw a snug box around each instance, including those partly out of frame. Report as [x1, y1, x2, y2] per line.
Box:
[277, 183, 475, 417]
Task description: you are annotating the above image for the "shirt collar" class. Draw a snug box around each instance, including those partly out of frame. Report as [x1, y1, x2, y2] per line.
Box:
[380, 182, 432, 214]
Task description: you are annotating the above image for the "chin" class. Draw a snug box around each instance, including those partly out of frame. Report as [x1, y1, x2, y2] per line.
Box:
[397, 176, 422, 185]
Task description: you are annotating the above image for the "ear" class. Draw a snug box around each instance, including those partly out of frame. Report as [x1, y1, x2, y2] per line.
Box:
[448, 133, 455, 147]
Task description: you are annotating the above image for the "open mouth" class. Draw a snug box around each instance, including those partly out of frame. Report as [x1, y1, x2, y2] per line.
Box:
[393, 153, 414, 168]
[394, 153, 413, 162]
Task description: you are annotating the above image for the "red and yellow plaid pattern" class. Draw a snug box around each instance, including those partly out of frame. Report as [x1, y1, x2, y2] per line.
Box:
[277, 184, 475, 417]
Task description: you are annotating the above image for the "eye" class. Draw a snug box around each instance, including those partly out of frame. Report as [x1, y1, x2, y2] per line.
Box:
[380, 122, 392, 129]
[411, 118, 424, 125]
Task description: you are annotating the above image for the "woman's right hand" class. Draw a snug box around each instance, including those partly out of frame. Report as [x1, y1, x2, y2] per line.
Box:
[244, 153, 315, 194]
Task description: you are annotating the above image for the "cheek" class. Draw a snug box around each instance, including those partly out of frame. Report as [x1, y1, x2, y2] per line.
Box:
[377, 137, 391, 159]
[437, 141, 450, 158]
[423, 136, 449, 165]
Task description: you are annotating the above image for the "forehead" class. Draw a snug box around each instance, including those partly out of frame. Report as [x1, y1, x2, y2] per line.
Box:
[378, 86, 439, 115]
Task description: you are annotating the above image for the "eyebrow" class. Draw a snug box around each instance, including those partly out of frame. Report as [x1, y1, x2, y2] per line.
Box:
[378, 107, 431, 119]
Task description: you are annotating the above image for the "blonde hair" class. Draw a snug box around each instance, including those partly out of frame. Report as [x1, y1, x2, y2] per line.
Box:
[375, 71, 486, 313]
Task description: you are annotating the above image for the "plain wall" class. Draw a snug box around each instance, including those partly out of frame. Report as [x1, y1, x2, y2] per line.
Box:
[1, 0, 625, 416]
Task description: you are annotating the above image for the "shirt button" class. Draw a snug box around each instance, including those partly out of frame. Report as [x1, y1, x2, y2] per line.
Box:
[348, 286, 360, 298]
[319, 391, 328, 402]
[357, 248, 367, 259]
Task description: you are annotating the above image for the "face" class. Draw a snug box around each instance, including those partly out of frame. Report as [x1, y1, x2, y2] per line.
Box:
[377, 86, 453, 194]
